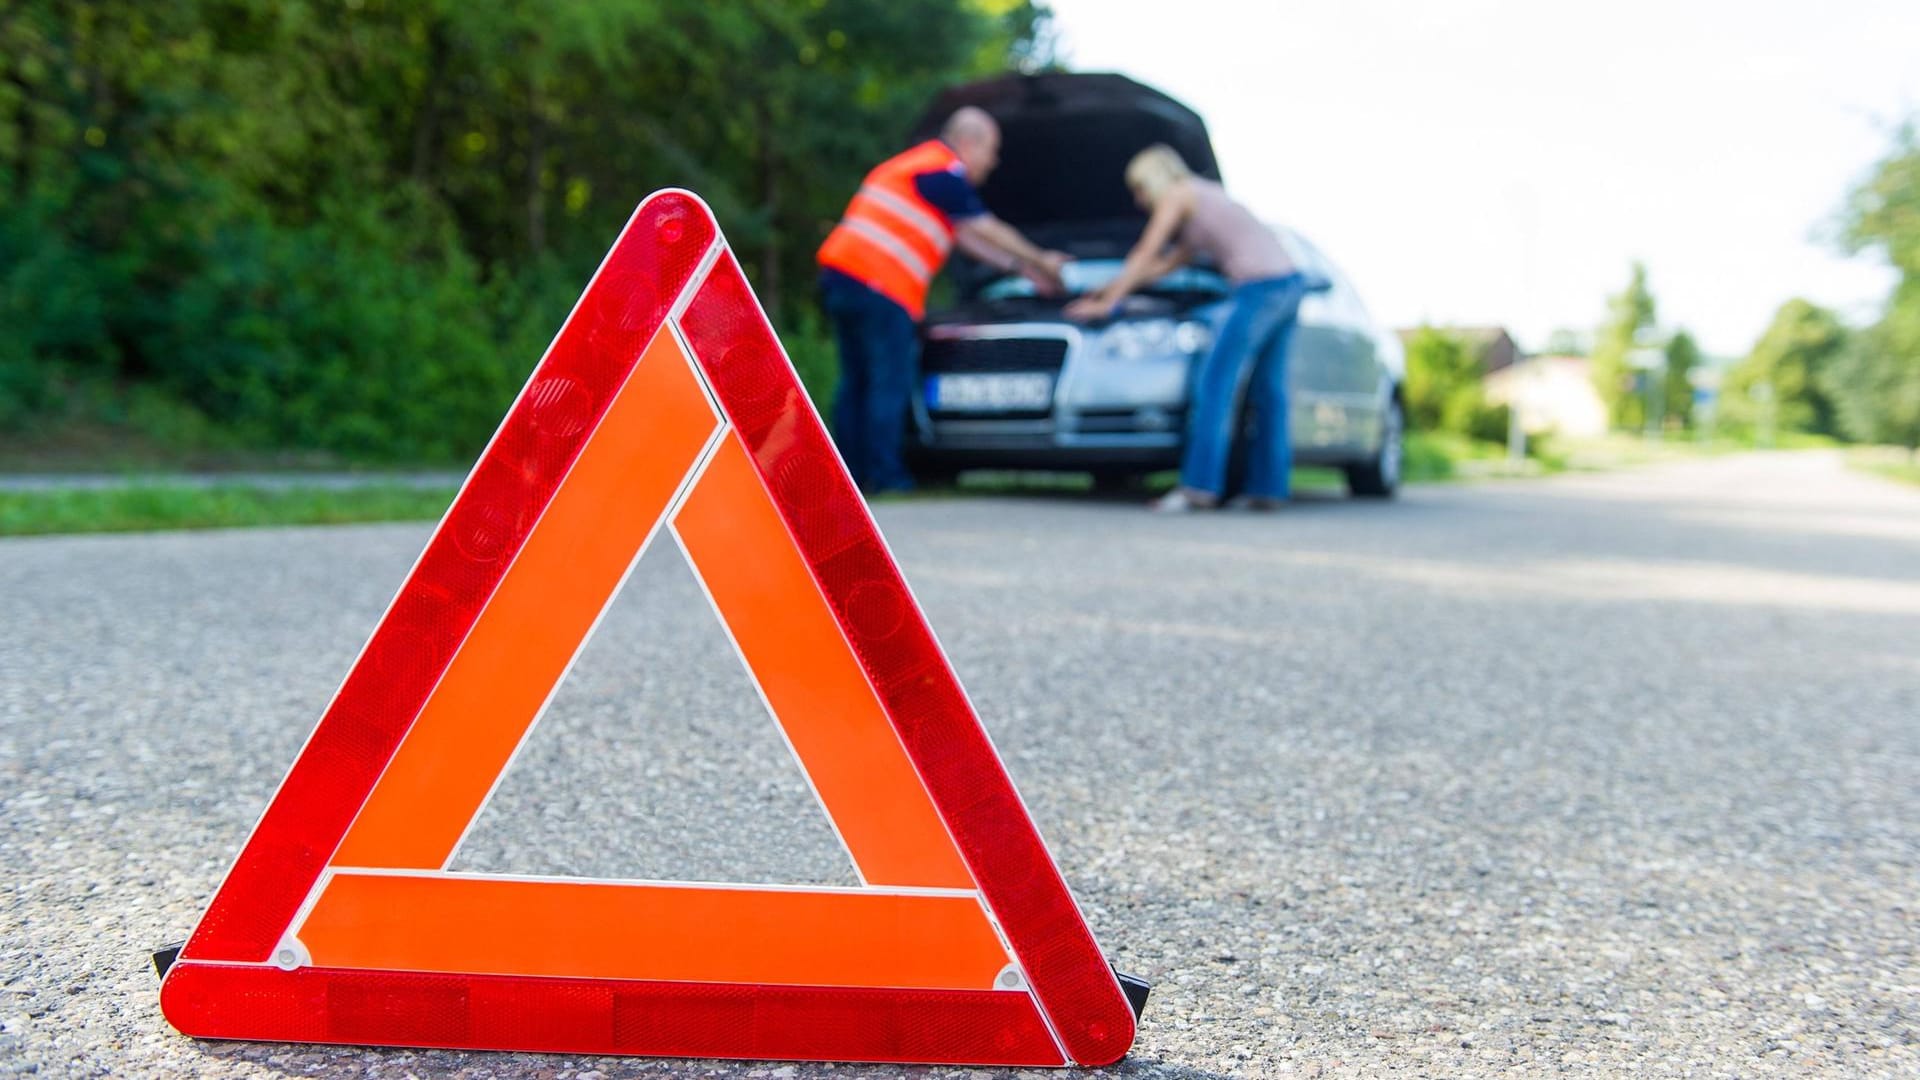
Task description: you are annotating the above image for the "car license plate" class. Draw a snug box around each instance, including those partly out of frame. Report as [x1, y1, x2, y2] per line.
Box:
[926, 372, 1055, 411]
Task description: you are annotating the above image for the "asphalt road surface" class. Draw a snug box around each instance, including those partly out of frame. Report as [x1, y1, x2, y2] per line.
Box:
[4, 451, 1916, 1078]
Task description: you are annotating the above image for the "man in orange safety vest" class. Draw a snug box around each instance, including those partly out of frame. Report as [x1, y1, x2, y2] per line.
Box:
[818, 106, 1068, 494]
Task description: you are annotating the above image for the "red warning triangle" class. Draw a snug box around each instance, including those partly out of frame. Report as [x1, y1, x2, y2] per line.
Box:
[158, 190, 1138, 1067]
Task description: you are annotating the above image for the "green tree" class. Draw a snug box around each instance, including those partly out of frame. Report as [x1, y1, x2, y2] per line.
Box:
[1823, 292, 1920, 454]
[1826, 122, 1920, 455]
[1402, 325, 1513, 440]
[1840, 121, 1920, 277]
[1405, 326, 1474, 430]
[1542, 327, 1587, 356]
[1720, 299, 1846, 440]
[1662, 328, 1700, 430]
[1589, 262, 1658, 430]
[0, 0, 1052, 455]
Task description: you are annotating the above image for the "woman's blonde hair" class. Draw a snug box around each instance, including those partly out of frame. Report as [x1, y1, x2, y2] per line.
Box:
[1125, 144, 1193, 206]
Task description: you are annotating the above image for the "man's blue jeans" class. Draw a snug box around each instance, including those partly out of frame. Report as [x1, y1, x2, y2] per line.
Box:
[821, 271, 918, 493]
[1180, 273, 1314, 500]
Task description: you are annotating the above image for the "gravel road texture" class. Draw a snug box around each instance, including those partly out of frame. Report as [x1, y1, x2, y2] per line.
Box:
[2, 450, 1916, 1078]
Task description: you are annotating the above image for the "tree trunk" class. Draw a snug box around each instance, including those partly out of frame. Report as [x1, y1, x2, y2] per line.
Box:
[526, 72, 548, 256]
[409, 21, 449, 185]
[755, 95, 781, 314]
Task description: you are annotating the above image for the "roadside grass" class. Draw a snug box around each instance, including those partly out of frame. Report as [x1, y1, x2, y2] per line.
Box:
[0, 437, 1614, 536]
[1551, 432, 1735, 471]
[7, 469, 1355, 536]
[6, 430, 1837, 538]
[1405, 431, 1542, 481]
[1404, 430, 1762, 483]
[1848, 446, 1920, 487]
[0, 417, 353, 475]
[0, 484, 457, 537]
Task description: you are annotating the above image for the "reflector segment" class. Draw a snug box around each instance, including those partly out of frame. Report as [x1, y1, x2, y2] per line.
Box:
[673, 431, 973, 889]
[679, 253, 1138, 1067]
[335, 326, 720, 869]
[173, 195, 719, 966]
[299, 875, 1009, 989]
[164, 965, 1065, 1064]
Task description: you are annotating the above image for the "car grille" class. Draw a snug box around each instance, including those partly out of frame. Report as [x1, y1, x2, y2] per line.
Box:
[1075, 408, 1186, 434]
[921, 336, 1069, 374]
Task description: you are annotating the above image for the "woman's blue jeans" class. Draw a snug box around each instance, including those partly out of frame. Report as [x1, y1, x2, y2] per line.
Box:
[1180, 274, 1313, 500]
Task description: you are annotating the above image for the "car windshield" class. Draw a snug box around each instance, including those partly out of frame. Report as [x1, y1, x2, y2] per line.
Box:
[978, 258, 1227, 301]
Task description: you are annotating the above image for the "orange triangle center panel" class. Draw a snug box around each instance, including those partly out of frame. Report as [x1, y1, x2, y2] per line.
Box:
[159, 190, 1138, 1068]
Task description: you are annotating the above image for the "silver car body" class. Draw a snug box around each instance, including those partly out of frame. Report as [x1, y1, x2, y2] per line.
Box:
[912, 228, 1405, 476]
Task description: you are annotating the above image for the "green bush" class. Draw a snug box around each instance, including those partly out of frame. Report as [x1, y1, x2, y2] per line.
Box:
[1402, 432, 1457, 482]
[1404, 328, 1477, 432]
[0, 198, 119, 426]
[1406, 325, 1524, 452]
[0, 0, 1054, 463]
[773, 307, 840, 412]
[154, 199, 518, 461]
[1464, 401, 1513, 445]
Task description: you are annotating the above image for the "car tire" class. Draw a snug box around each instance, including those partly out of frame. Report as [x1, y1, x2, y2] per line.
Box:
[1345, 395, 1403, 498]
[911, 464, 962, 489]
[1090, 470, 1146, 494]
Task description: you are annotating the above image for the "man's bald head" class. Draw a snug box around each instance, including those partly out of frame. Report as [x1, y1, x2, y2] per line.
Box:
[942, 106, 1002, 184]
[942, 106, 999, 146]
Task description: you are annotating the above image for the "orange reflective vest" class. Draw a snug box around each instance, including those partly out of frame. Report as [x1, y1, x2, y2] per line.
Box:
[817, 140, 965, 320]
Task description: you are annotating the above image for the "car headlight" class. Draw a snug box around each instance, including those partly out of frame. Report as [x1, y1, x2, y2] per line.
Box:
[1101, 319, 1176, 360]
[1174, 320, 1212, 354]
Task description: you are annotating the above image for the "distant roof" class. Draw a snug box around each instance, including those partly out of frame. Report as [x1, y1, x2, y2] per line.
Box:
[1394, 326, 1516, 346]
[1394, 326, 1523, 371]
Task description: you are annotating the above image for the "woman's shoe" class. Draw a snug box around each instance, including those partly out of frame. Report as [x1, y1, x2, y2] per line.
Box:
[1226, 494, 1287, 511]
[1150, 487, 1218, 513]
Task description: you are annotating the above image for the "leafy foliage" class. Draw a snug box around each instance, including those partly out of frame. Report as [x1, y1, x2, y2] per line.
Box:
[1541, 327, 1587, 356]
[1661, 328, 1700, 431]
[1402, 327, 1478, 432]
[1827, 123, 1920, 453]
[1402, 325, 1515, 446]
[0, 0, 1051, 459]
[1720, 299, 1847, 440]
[1589, 261, 1658, 430]
[1840, 122, 1920, 278]
[1824, 286, 1920, 452]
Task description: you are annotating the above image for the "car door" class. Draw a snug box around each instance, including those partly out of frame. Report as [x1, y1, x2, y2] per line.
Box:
[1279, 230, 1380, 452]
[1324, 270, 1386, 451]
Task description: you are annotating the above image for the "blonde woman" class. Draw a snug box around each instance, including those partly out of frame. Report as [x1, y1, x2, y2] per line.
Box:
[1066, 145, 1318, 511]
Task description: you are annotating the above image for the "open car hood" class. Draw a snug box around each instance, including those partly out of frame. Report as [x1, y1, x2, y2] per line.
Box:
[911, 72, 1221, 231]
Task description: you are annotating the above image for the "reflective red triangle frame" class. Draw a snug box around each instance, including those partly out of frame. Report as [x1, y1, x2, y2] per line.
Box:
[158, 191, 1137, 1068]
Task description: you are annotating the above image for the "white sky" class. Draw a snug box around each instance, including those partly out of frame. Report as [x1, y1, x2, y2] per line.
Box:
[1047, 0, 1917, 357]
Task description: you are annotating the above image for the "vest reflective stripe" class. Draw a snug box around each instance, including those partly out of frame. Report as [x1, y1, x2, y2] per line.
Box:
[856, 183, 954, 255]
[817, 140, 964, 319]
[841, 217, 936, 280]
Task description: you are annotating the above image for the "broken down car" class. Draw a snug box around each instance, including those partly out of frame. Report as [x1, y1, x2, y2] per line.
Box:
[907, 72, 1405, 497]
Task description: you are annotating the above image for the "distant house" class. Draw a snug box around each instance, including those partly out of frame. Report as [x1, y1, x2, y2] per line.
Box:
[1483, 355, 1608, 438]
[1396, 326, 1523, 374]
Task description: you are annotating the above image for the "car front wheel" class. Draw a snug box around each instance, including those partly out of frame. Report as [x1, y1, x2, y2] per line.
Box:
[1344, 396, 1403, 498]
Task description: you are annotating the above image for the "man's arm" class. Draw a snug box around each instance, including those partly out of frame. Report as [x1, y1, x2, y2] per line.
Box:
[914, 167, 1068, 293]
[954, 215, 1069, 292]
[952, 221, 1020, 273]
[955, 215, 1052, 271]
